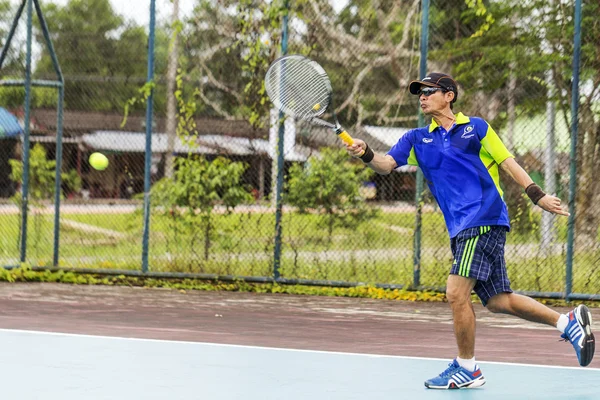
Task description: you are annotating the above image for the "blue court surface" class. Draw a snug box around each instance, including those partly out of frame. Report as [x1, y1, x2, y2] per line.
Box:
[1, 328, 598, 400]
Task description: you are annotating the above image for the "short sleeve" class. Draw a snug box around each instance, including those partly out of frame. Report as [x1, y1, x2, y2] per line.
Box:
[480, 123, 513, 164]
[387, 131, 418, 167]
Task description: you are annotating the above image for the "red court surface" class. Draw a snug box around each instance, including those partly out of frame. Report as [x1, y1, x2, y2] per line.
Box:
[0, 282, 597, 368]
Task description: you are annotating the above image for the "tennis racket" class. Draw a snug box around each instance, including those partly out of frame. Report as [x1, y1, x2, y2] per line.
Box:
[264, 54, 356, 147]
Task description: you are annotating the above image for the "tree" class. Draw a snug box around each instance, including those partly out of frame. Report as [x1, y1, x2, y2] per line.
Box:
[151, 156, 253, 266]
[9, 144, 81, 254]
[0, 0, 23, 71]
[34, 0, 168, 112]
[179, 0, 285, 128]
[177, 0, 430, 138]
[165, 0, 181, 178]
[285, 148, 376, 241]
[433, 0, 600, 242]
[432, 1, 548, 234]
[0, 0, 53, 108]
[296, 0, 423, 128]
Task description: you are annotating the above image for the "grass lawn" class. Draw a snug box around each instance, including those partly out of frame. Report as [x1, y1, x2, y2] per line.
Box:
[0, 208, 597, 295]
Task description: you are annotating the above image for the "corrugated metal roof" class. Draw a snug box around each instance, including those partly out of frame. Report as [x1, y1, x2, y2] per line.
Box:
[362, 126, 416, 173]
[362, 125, 411, 147]
[82, 131, 312, 162]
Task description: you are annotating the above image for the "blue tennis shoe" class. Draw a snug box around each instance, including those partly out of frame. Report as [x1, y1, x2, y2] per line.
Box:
[561, 304, 595, 367]
[424, 359, 486, 389]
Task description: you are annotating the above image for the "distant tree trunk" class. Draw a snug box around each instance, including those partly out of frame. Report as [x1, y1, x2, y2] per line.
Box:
[575, 107, 600, 246]
[506, 62, 517, 153]
[258, 156, 265, 200]
[204, 216, 212, 261]
[165, 0, 180, 178]
[541, 69, 556, 253]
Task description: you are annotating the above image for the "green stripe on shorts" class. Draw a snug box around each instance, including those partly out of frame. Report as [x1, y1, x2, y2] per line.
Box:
[460, 236, 480, 277]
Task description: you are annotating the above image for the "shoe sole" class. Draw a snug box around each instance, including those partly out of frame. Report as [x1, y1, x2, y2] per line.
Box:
[424, 376, 486, 390]
[575, 304, 595, 367]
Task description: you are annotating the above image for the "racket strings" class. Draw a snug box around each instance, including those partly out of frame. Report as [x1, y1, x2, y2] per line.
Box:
[279, 77, 328, 118]
[269, 65, 329, 115]
[266, 57, 332, 120]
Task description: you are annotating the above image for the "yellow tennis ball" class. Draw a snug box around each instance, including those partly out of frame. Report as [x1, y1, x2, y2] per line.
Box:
[89, 152, 109, 171]
[313, 103, 321, 111]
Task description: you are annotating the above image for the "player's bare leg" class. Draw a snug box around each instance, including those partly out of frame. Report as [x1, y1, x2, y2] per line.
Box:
[486, 292, 595, 366]
[486, 292, 559, 325]
[446, 275, 478, 358]
[424, 275, 484, 389]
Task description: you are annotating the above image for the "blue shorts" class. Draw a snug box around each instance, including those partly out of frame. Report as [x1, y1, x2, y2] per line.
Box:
[450, 225, 512, 306]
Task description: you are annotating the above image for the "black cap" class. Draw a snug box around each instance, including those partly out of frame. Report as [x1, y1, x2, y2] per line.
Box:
[409, 72, 458, 103]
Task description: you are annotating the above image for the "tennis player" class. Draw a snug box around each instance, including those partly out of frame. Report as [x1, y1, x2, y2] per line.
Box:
[346, 72, 595, 389]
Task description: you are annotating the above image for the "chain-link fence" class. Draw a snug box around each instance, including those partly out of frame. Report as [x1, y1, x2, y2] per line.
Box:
[0, 0, 598, 298]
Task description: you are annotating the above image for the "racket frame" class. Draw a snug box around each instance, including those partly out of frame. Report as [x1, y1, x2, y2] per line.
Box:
[265, 55, 355, 146]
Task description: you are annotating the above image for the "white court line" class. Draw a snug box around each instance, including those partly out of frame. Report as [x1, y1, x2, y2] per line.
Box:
[1, 327, 598, 372]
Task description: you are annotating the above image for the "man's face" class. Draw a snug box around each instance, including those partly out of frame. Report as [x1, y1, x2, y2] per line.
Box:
[419, 86, 453, 114]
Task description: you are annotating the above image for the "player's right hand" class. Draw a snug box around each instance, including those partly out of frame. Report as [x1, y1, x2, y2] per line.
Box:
[346, 139, 367, 158]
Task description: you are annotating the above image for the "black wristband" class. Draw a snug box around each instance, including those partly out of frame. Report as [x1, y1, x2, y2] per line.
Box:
[525, 183, 546, 205]
[359, 144, 374, 163]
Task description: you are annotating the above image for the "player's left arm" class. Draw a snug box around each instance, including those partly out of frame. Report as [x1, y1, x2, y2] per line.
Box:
[480, 122, 569, 216]
[499, 158, 569, 216]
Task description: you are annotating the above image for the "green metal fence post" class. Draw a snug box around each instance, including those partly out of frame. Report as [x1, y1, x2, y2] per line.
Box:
[413, 0, 430, 289]
[33, 0, 65, 267]
[142, 0, 157, 273]
[19, 0, 35, 263]
[273, 1, 289, 280]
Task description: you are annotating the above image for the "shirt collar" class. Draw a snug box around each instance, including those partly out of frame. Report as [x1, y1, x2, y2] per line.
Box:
[428, 112, 470, 133]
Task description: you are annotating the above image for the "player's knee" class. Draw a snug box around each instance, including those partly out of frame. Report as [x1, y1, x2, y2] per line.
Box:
[446, 287, 471, 305]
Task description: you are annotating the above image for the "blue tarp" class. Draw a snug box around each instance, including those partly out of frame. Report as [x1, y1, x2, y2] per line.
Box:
[0, 107, 23, 138]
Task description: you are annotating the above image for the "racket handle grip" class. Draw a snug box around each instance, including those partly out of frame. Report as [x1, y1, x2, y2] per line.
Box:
[336, 130, 354, 145]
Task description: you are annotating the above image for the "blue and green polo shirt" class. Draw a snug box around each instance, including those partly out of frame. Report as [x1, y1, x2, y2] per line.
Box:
[387, 112, 513, 238]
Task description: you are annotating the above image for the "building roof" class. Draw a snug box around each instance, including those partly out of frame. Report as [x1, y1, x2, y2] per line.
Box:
[29, 109, 268, 138]
[26, 109, 416, 170]
[360, 126, 415, 173]
[362, 125, 412, 147]
[82, 131, 314, 162]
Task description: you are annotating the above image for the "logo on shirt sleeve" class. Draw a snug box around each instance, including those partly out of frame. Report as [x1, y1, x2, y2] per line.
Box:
[461, 125, 475, 139]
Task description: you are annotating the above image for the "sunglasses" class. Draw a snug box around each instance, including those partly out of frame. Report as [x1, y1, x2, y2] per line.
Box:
[418, 87, 445, 96]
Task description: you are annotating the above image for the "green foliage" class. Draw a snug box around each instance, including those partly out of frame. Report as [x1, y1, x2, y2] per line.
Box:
[34, 0, 168, 112]
[0, 0, 10, 22]
[429, 0, 600, 235]
[9, 144, 81, 203]
[0, 265, 448, 302]
[173, 69, 201, 138]
[121, 81, 156, 127]
[2, 266, 598, 307]
[151, 156, 253, 264]
[0, 85, 58, 109]
[0, 1, 25, 77]
[286, 148, 377, 240]
[0, 209, 597, 293]
[235, 0, 285, 128]
[464, 0, 495, 37]
[180, 0, 286, 124]
[8, 144, 81, 255]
